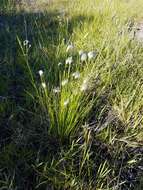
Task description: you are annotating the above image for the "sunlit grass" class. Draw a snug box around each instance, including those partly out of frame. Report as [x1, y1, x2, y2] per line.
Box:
[0, 0, 143, 189]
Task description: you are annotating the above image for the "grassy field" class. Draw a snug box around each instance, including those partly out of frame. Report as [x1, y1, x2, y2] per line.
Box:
[0, 0, 143, 189]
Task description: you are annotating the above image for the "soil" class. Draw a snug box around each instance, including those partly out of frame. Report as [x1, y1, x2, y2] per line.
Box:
[16, 0, 53, 12]
[136, 22, 143, 42]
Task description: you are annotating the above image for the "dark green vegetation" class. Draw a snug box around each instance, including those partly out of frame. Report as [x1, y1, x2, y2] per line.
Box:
[0, 0, 143, 189]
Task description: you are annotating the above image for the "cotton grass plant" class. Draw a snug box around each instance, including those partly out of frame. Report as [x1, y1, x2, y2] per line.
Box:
[16, 1, 143, 187]
[17, 35, 98, 141]
[1, 0, 143, 189]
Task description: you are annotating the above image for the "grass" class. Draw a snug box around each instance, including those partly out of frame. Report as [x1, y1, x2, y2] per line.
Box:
[0, 0, 143, 189]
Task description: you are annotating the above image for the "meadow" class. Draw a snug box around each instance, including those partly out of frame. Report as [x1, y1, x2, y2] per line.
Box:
[0, 0, 143, 189]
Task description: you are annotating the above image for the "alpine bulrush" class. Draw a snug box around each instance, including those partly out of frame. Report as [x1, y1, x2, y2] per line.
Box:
[65, 56, 73, 65]
[38, 70, 44, 76]
[88, 51, 96, 60]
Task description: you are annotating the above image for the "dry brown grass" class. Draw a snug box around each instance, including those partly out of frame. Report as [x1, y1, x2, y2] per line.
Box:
[16, 0, 68, 12]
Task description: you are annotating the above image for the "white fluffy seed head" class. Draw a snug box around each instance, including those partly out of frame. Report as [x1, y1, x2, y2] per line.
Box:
[66, 44, 74, 53]
[61, 79, 68, 86]
[23, 40, 29, 46]
[80, 78, 88, 92]
[83, 78, 88, 84]
[88, 51, 96, 60]
[80, 82, 88, 92]
[72, 71, 80, 79]
[38, 70, 44, 76]
[53, 87, 60, 93]
[64, 99, 69, 106]
[42, 82, 46, 88]
[65, 56, 73, 65]
[80, 53, 87, 62]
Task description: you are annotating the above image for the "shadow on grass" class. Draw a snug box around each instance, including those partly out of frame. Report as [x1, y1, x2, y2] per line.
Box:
[0, 7, 95, 189]
[0, 9, 94, 99]
[0, 8, 94, 112]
